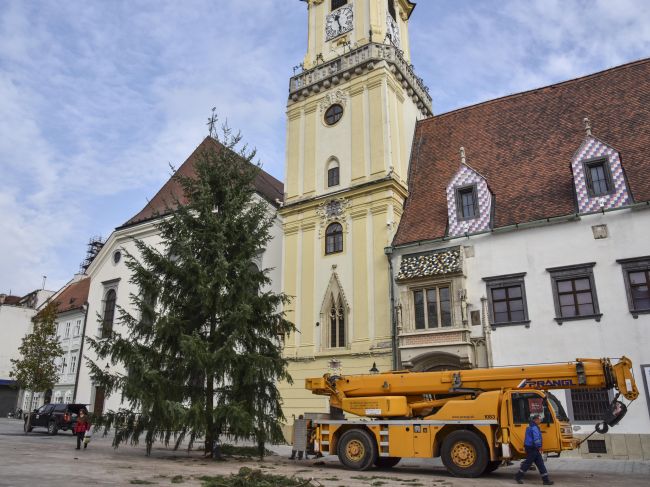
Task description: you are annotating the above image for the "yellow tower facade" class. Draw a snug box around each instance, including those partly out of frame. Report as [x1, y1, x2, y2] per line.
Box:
[280, 0, 432, 422]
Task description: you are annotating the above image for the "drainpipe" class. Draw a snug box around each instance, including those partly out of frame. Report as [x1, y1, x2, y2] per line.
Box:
[481, 296, 494, 368]
[385, 247, 398, 370]
[72, 302, 89, 403]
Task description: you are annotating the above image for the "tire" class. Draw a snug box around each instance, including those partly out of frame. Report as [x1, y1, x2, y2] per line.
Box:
[374, 456, 401, 468]
[441, 430, 489, 478]
[484, 460, 500, 474]
[24, 421, 33, 433]
[337, 429, 378, 471]
[47, 421, 58, 435]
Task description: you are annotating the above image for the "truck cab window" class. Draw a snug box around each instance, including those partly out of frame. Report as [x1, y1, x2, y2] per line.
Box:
[511, 393, 548, 424]
[546, 392, 570, 422]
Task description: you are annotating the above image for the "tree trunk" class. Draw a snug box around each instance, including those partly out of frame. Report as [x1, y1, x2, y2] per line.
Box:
[205, 371, 214, 456]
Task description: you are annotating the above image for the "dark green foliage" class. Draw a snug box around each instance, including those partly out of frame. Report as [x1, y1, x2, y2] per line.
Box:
[86, 122, 294, 456]
[10, 301, 63, 431]
[199, 467, 313, 487]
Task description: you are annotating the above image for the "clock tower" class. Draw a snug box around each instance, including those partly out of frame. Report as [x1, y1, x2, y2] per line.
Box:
[279, 0, 431, 422]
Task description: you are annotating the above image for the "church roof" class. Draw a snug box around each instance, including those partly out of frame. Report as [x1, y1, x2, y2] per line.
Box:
[121, 137, 284, 229]
[53, 277, 90, 314]
[394, 58, 650, 246]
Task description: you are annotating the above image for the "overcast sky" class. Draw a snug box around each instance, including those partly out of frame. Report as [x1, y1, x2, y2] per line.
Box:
[1, 0, 649, 296]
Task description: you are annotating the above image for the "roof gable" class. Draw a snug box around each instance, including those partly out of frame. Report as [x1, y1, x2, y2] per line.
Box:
[395, 58, 650, 246]
[121, 137, 284, 229]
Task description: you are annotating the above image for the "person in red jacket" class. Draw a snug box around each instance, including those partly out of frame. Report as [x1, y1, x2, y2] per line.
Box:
[73, 408, 91, 450]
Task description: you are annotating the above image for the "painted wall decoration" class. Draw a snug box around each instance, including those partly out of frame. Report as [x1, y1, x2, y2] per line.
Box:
[572, 136, 631, 213]
[446, 164, 492, 238]
[397, 247, 462, 281]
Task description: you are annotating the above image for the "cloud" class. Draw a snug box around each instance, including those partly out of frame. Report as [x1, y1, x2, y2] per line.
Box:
[1, 0, 649, 295]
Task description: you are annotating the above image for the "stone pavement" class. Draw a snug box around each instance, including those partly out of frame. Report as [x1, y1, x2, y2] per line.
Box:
[1, 419, 649, 486]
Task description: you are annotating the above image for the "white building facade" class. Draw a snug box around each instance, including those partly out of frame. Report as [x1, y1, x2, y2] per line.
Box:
[391, 59, 650, 459]
[76, 137, 284, 415]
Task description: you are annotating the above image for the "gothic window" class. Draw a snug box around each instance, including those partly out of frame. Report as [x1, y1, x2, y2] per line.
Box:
[584, 159, 613, 197]
[102, 289, 117, 338]
[413, 285, 452, 329]
[332, 0, 347, 10]
[329, 293, 346, 348]
[456, 185, 478, 220]
[325, 223, 343, 254]
[325, 104, 344, 126]
[388, 0, 397, 20]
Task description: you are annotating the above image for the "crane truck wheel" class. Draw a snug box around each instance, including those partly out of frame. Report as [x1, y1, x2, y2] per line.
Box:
[337, 429, 378, 471]
[483, 460, 500, 474]
[374, 456, 401, 468]
[441, 430, 489, 478]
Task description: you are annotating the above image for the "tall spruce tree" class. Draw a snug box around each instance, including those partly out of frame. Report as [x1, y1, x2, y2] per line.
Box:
[86, 123, 294, 456]
[11, 301, 63, 432]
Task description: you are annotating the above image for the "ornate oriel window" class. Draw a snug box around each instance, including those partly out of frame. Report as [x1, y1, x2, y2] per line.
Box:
[329, 292, 346, 348]
[413, 285, 452, 329]
[325, 223, 343, 254]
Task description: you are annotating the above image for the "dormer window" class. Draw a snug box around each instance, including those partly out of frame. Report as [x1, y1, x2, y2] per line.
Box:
[456, 185, 478, 220]
[584, 159, 612, 196]
[388, 0, 397, 21]
[332, 0, 347, 10]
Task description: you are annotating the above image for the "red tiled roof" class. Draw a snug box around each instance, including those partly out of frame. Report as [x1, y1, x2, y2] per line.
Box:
[0, 295, 22, 305]
[394, 58, 650, 246]
[121, 137, 284, 228]
[54, 278, 90, 314]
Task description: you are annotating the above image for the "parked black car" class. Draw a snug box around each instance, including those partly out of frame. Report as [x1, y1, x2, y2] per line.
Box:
[24, 403, 88, 434]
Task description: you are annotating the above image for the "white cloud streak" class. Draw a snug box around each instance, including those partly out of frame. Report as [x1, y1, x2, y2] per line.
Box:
[1, 0, 649, 294]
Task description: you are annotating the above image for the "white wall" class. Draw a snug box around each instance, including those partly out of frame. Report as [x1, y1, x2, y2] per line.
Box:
[392, 206, 650, 435]
[0, 305, 36, 381]
[77, 198, 284, 414]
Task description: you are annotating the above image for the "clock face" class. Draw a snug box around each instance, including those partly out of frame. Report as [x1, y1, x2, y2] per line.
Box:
[386, 13, 401, 48]
[326, 5, 354, 41]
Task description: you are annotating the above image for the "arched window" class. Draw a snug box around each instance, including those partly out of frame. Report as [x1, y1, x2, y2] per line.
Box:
[332, 0, 347, 11]
[327, 159, 340, 187]
[325, 223, 343, 254]
[102, 289, 116, 338]
[329, 293, 346, 348]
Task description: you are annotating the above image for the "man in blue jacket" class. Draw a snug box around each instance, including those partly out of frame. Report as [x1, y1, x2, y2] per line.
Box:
[515, 414, 554, 485]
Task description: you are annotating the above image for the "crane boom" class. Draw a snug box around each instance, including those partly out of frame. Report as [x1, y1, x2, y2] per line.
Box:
[306, 357, 638, 417]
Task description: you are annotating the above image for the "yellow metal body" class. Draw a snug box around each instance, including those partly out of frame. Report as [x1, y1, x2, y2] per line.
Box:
[305, 357, 637, 469]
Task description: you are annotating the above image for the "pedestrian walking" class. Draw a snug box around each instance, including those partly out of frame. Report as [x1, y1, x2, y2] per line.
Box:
[515, 414, 553, 484]
[73, 408, 91, 450]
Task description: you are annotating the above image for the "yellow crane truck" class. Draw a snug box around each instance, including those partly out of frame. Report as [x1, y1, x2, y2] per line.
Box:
[300, 357, 638, 477]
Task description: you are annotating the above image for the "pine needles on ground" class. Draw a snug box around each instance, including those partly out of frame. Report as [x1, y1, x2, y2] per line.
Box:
[199, 467, 315, 487]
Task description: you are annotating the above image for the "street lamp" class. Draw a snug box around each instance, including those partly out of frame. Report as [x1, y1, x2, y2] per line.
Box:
[369, 362, 379, 374]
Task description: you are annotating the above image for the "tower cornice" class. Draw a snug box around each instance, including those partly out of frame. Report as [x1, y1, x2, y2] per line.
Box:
[289, 42, 432, 116]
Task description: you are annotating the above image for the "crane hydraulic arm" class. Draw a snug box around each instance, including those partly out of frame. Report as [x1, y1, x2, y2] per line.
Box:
[306, 357, 638, 417]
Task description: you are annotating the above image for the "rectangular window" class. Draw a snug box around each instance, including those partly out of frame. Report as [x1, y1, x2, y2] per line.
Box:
[61, 357, 67, 374]
[484, 273, 530, 326]
[587, 439, 607, 454]
[617, 257, 650, 316]
[412, 285, 452, 329]
[456, 185, 478, 220]
[74, 320, 81, 336]
[568, 388, 610, 422]
[328, 167, 340, 187]
[64, 322, 70, 338]
[332, 0, 347, 10]
[547, 263, 601, 324]
[584, 159, 612, 197]
[70, 354, 77, 374]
